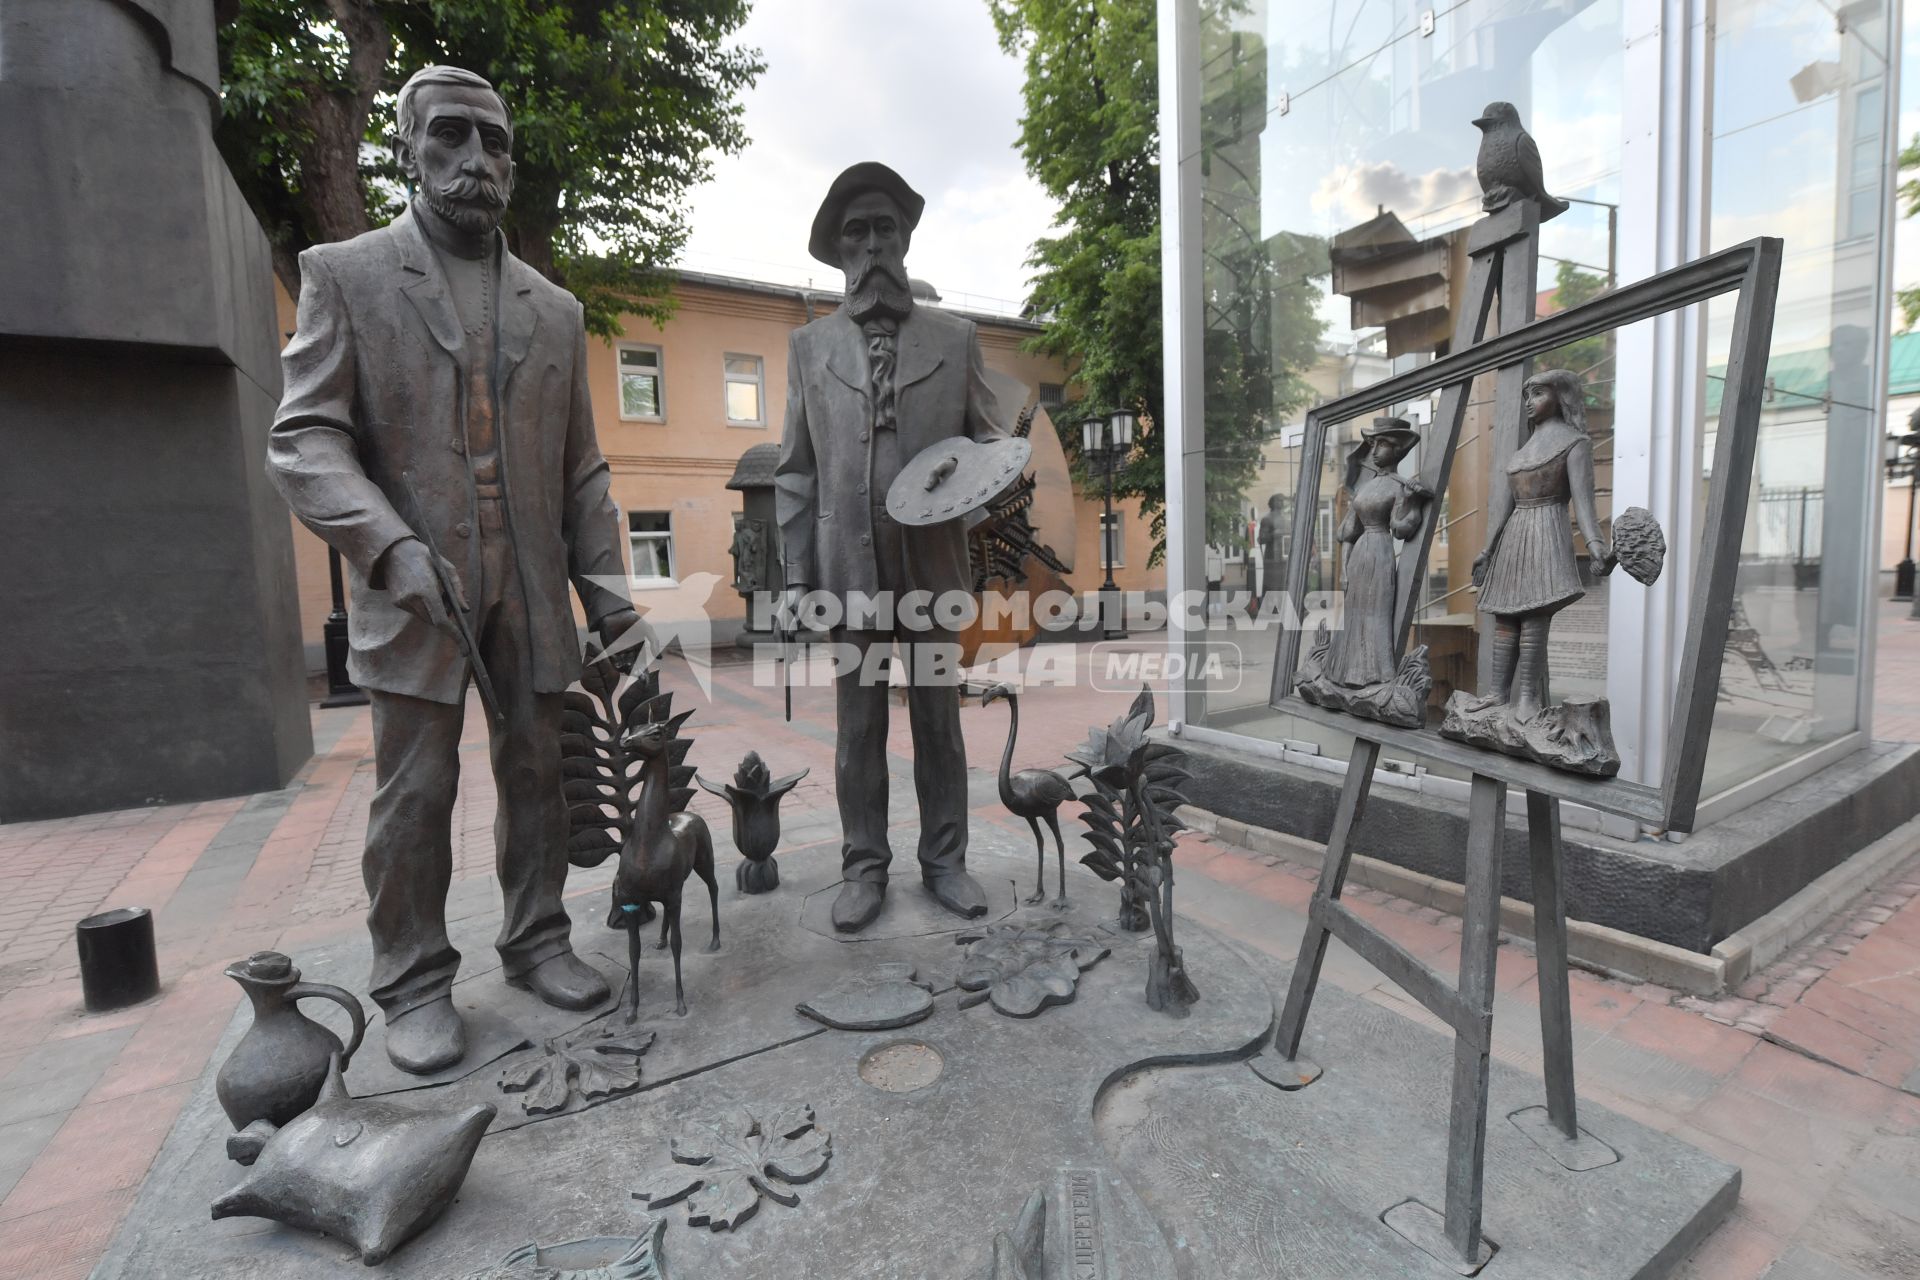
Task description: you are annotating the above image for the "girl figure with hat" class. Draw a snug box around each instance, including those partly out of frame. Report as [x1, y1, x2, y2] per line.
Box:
[1326, 418, 1432, 689]
[1465, 368, 1615, 723]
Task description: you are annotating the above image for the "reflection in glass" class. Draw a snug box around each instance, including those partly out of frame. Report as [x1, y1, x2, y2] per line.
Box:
[1186, 0, 1892, 810]
[1192, 0, 1628, 774]
[1700, 0, 1891, 796]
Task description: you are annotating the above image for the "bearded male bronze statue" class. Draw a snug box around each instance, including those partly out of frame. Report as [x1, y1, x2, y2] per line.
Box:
[774, 162, 1013, 932]
[267, 66, 643, 1072]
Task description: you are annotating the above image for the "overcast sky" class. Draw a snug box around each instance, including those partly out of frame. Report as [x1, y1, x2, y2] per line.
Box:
[674, 0, 1057, 316]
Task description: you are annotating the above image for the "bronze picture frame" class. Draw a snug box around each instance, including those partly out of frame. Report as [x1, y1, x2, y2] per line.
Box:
[1265, 237, 1784, 833]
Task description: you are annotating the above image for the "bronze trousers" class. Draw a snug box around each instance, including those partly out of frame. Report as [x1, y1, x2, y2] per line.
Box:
[362, 497, 575, 1017]
[830, 498, 970, 886]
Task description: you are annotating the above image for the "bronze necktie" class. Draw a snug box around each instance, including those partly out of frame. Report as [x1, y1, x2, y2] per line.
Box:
[863, 317, 898, 433]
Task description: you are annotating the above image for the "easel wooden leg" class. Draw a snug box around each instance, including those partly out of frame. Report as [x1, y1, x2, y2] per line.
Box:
[1442, 772, 1506, 1264]
[1526, 790, 1578, 1138]
[1250, 738, 1379, 1089]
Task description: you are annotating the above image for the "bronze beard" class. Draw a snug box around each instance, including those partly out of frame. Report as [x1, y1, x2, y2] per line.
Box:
[844, 254, 914, 323]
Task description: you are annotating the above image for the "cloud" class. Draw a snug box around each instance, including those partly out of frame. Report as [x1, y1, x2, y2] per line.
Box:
[1308, 161, 1480, 230]
[676, 0, 1055, 311]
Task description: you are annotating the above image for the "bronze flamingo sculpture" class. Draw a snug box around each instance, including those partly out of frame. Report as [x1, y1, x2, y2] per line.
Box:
[980, 683, 1076, 908]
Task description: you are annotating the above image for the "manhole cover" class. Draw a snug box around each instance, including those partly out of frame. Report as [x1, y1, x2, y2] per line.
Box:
[858, 1040, 944, 1093]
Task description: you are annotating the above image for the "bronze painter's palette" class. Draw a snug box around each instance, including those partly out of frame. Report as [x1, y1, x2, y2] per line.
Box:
[885, 436, 1032, 527]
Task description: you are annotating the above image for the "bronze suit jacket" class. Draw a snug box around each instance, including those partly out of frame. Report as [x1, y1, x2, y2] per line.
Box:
[773, 305, 1010, 604]
[266, 209, 632, 704]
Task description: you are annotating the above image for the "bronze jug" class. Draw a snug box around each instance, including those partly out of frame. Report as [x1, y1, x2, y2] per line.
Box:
[216, 951, 365, 1131]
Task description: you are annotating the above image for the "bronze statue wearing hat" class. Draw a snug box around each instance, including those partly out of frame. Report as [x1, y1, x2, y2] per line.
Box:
[1328, 419, 1429, 688]
[774, 161, 1013, 932]
[267, 67, 643, 1072]
[1295, 417, 1435, 727]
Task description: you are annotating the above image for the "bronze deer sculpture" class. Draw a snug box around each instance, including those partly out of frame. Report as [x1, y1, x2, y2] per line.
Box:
[561, 662, 718, 1022]
[609, 681, 720, 1020]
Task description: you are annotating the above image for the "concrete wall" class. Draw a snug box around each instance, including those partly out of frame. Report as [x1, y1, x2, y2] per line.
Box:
[0, 0, 311, 821]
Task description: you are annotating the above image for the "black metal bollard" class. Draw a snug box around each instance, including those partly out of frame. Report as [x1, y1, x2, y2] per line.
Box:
[76, 907, 161, 1011]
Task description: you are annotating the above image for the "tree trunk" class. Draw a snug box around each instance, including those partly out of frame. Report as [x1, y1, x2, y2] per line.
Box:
[274, 0, 390, 299]
[507, 208, 561, 285]
[294, 92, 377, 246]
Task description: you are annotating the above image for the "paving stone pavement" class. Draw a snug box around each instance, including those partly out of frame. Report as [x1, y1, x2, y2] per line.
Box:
[0, 633, 1915, 1278]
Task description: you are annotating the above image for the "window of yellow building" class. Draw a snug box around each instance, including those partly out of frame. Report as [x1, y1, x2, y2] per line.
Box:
[627, 511, 676, 586]
[724, 354, 764, 426]
[618, 344, 664, 421]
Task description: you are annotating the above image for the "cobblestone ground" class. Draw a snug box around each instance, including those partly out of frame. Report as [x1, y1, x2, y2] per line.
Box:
[0, 633, 1916, 1278]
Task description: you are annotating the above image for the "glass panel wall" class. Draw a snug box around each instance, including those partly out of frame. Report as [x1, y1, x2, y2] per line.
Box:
[1184, 0, 1897, 812]
[1192, 0, 1631, 779]
[1699, 0, 1893, 797]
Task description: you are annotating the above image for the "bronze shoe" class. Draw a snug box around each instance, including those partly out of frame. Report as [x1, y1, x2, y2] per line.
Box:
[384, 997, 467, 1075]
[506, 951, 610, 1011]
[831, 879, 886, 932]
[923, 870, 989, 919]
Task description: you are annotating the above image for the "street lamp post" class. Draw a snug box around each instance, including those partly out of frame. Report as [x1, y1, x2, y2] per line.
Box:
[1892, 418, 1920, 612]
[1082, 409, 1135, 641]
[320, 546, 368, 708]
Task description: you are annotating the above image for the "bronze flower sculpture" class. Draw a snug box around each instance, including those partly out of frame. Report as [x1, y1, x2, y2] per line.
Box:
[698, 753, 809, 894]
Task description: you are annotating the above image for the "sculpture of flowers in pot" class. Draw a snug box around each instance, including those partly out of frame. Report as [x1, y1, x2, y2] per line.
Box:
[697, 753, 809, 893]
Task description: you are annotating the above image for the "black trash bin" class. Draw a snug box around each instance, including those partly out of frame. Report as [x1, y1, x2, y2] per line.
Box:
[76, 907, 161, 1011]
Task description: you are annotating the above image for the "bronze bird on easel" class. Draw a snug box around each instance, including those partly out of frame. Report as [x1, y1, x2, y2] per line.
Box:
[1473, 102, 1568, 222]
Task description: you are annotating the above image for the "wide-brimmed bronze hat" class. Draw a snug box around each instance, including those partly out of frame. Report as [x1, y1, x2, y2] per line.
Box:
[1362, 416, 1420, 448]
[808, 162, 926, 268]
[1344, 417, 1420, 491]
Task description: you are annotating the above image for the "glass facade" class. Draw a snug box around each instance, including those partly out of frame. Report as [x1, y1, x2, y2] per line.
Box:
[1700, 0, 1893, 795]
[1181, 0, 1896, 817]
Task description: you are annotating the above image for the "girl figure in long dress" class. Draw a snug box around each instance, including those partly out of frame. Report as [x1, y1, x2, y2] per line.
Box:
[1467, 368, 1616, 722]
[1328, 419, 1431, 688]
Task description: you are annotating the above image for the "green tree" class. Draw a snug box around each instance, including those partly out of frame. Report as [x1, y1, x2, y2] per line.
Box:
[216, 0, 762, 335]
[991, 0, 1320, 564]
[1541, 257, 1612, 406]
[1897, 133, 1920, 330]
[990, 0, 1165, 554]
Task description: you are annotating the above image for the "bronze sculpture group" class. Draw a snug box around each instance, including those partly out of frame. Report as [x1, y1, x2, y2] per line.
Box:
[201, 56, 1764, 1279]
[232, 68, 1195, 1267]
[1252, 96, 1777, 1277]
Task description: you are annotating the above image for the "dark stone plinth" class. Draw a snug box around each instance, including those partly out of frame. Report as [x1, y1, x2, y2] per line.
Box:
[96, 835, 1737, 1279]
[1103, 991, 1737, 1279]
[1178, 732, 1920, 952]
[0, 0, 310, 822]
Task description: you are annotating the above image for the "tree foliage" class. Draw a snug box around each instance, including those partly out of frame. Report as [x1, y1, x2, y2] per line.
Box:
[216, 0, 763, 335]
[1898, 133, 1920, 331]
[990, 0, 1165, 554]
[992, 0, 1322, 564]
[1542, 258, 1613, 408]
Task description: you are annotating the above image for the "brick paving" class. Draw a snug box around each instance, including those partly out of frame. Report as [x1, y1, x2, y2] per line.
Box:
[1873, 595, 1920, 743]
[0, 630, 1914, 1277]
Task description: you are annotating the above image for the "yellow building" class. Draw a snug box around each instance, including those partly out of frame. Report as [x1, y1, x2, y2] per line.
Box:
[282, 270, 1164, 669]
